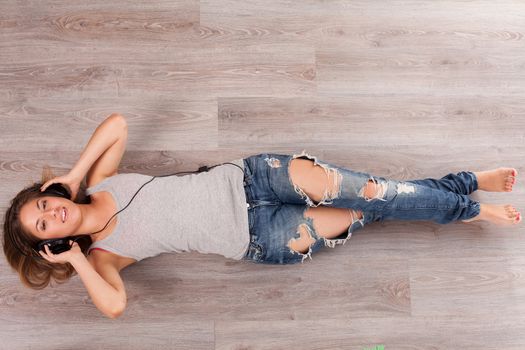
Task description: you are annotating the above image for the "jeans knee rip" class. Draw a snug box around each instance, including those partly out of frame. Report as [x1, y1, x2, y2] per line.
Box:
[287, 218, 318, 264]
[359, 176, 389, 202]
[289, 149, 343, 207]
[322, 209, 364, 249]
[287, 208, 365, 263]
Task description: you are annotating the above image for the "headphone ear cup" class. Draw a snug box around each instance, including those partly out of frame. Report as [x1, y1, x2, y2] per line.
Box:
[37, 238, 72, 255]
[43, 183, 71, 200]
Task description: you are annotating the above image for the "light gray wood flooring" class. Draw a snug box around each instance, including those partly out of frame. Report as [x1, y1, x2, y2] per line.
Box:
[1, 1, 524, 349]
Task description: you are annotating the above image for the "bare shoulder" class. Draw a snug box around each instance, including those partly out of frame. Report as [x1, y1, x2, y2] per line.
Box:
[87, 248, 137, 272]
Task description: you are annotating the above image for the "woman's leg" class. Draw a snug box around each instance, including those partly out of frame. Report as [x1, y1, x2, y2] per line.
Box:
[405, 172, 478, 195]
[265, 150, 519, 225]
[288, 206, 364, 254]
[406, 168, 517, 195]
[243, 203, 374, 264]
[285, 206, 374, 262]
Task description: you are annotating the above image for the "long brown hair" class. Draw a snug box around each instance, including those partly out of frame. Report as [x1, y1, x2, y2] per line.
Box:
[2, 166, 93, 290]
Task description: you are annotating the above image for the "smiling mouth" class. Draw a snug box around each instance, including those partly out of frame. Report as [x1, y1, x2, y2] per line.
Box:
[62, 207, 67, 223]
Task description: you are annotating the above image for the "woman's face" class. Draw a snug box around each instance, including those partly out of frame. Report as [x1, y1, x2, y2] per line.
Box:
[19, 196, 79, 240]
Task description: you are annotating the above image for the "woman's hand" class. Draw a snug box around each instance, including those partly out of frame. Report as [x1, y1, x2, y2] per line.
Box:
[40, 171, 83, 201]
[38, 240, 83, 265]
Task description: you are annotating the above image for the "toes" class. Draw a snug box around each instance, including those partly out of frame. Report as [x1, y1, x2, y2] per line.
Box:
[506, 168, 516, 179]
[505, 177, 515, 191]
[508, 207, 520, 219]
[504, 204, 521, 223]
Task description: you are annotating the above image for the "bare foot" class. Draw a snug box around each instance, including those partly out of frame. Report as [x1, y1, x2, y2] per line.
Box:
[473, 168, 518, 192]
[462, 203, 522, 226]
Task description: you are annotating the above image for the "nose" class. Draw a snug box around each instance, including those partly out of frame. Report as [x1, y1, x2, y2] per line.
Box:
[45, 206, 60, 220]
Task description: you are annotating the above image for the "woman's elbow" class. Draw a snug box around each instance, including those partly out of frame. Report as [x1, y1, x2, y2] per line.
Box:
[106, 302, 126, 319]
[100, 303, 126, 319]
[108, 113, 128, 130]
[108, 308, 125, 319]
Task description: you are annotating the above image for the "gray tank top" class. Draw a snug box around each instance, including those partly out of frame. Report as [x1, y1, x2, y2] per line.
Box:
[85, 158, 250, 261]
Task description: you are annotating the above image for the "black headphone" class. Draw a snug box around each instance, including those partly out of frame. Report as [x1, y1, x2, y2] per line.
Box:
[13, 162, 246, 259]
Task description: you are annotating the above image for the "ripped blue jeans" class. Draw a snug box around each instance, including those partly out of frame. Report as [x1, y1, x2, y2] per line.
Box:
[241, 150, 481, 265]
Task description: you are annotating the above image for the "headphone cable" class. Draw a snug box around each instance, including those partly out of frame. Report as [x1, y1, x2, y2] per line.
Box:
[79, 162, 245, 238]
[14, 162, 245, 258]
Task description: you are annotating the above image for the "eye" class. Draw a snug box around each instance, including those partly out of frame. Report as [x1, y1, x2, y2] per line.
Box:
[42, 200, 47, 231]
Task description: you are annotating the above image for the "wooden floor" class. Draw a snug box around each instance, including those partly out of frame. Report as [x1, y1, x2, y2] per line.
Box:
[1, 1, 525, 349]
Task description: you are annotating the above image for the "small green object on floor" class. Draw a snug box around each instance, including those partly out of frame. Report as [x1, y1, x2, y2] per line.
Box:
[362, 345, 385, 350]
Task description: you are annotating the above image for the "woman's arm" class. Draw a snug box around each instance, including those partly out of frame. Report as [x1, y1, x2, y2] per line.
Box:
[70, 113, 127, 182]
[70, 254, 126, 319]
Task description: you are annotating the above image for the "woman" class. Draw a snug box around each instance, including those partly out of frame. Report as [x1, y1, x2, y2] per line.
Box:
[3, 113, 521, 319]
